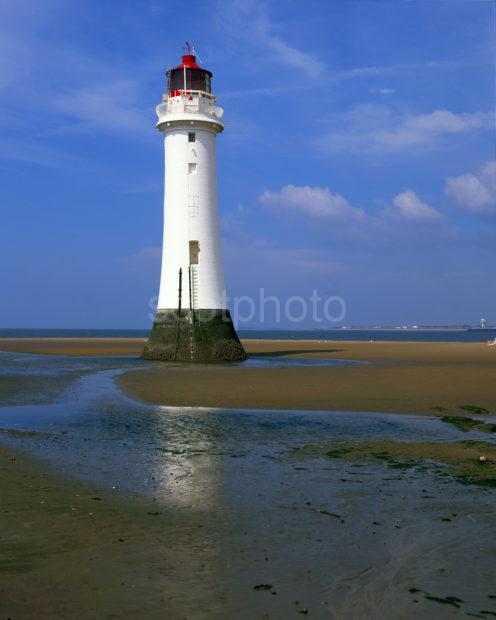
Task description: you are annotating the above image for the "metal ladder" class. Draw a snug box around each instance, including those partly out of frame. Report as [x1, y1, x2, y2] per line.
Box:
[188, 265, 199, 360]
[190, 265, 199, 311]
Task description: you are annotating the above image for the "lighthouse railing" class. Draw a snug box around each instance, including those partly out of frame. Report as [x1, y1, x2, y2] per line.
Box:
[156, 93, 223, 122]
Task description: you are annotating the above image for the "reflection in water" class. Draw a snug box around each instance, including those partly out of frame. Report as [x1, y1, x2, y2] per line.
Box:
[0, 352, 495, 617]
[0, 351, 493, 504]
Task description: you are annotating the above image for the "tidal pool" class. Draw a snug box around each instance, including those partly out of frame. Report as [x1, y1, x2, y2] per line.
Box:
[0, 351, 495, 619]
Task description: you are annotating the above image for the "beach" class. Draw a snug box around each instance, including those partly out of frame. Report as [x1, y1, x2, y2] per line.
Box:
[0, 445, 221, 619]
[0, 338, 495, 618]
[118, 340, 496, 415]
[0, 337, 146, 357]
[1, 338, 493, 415]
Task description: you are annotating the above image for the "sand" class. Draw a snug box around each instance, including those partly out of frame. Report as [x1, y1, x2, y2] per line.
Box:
[117, 361, 496, 415]
[1, 342, 496, 617]
[0, 336, 493, 361]
[2, 432, 495, 618]
[1, 338, 495, 414]
[0, 337, 146, 357]
[0, 445, 221, 619]
[118, 340, 496, 415]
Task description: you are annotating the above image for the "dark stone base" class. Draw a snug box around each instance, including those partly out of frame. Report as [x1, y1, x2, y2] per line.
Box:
[142, 309, 247, 362]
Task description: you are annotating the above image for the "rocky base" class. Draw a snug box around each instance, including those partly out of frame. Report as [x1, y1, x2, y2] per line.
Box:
[142, 309, 247, 362]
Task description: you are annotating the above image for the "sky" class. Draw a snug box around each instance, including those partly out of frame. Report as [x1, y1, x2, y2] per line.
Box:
[0, 0, 494, 329]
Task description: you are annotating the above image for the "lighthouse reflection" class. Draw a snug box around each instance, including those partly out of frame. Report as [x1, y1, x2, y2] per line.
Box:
[145, 405, 227, 509]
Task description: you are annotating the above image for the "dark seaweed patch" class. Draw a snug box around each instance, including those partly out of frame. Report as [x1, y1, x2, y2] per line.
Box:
[425, 595, 463, 608]
[326, 447, 353, 458]
[459, 405, 489, 415]
[442, 416, 481, 431]
[441, 416, 496, 434]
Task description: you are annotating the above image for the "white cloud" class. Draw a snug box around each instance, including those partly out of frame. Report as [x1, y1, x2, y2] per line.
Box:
[258, 23, 326, 79]
[333, 60, 465, 82]
[216, 0, 326, 80]
[0, 137, 85, 169]
[320, 105, 493, 154]
[222, 233, 345, 296]
[221, 61, 462, 99]
[53, 80, 148, 135]
[445, 161, 496, 215]
[0, 1, 152, 140]
[226, 243, 341, 277]
[259, 184, 365, 221]
[216, 3, 465, 98]
[379, 110, 491, 148]
[392, 190, 441, 221]
[369, 88, 395, 96]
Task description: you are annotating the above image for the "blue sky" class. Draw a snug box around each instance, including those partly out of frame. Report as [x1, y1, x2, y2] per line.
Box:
[0, 0, 494, 328]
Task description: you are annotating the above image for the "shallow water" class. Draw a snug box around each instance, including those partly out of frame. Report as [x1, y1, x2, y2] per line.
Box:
[0, 351, 490, 500]
[244, 355, 369, 367]
[0, 351, 495, 619]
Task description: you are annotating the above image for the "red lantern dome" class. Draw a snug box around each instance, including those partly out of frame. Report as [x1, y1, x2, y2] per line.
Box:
[167, 52, 213, 97]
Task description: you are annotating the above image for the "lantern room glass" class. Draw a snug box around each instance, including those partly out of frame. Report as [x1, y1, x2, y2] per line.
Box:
[168, 68, 212, 94]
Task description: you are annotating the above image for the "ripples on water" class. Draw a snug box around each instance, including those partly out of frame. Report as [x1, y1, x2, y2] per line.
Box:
[0, 351, 493, 503]
[2, 351, 496, 616]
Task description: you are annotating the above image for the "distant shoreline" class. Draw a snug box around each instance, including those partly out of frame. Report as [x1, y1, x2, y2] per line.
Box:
[0, 327, 493, 333]
[1, 327, 495, 344]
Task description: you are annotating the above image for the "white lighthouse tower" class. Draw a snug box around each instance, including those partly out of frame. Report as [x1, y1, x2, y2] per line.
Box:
[143, 48, 246, 361]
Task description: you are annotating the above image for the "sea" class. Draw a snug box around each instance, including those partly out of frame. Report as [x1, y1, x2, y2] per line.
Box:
[0, 327, 495, 343]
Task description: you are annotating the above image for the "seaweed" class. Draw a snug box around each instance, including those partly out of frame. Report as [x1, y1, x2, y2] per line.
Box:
[302, 440, 496, 487]
[388, 460, 418, 469]
[369, 450, 419, 469]
[326, 447, 353, 458]
[424, 594, 463, 608]
[459, 405, 489, 415]
[441, 416, 481, 432]
[460, 477, 496, 489]
[372, 450, 393, 461]
[441, 416, 496, 434]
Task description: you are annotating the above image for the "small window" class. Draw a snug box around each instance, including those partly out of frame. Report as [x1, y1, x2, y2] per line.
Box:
[189, 241, 199, 265]
[188, 132, 196, 142]
[188, 163, 197, 174]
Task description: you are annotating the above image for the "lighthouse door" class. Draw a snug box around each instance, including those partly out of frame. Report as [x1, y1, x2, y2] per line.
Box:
[189, 241, 199, 264]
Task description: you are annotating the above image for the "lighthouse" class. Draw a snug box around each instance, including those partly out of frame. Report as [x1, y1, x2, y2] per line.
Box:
[142, 48, 247, 361]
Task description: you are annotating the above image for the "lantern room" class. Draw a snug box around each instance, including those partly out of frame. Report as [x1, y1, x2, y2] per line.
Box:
[167, 54, 213, 97]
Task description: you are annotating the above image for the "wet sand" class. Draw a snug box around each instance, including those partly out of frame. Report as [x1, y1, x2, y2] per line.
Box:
[119, 340, 496, 415]
[0, 336, 493, 362]
[1, 350, 496, 618]
[2, 338, 495, 414]
[294, 439, 496, 486]
[0, 337, 146, 357]
[0, 445, 221, 619]
[118, 362, 496, 415]
[2, 437, 495, 619]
